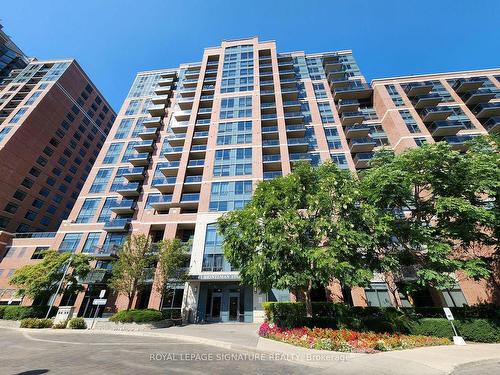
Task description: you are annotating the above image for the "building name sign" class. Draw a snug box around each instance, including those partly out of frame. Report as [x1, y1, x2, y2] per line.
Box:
[190, 274, 240, 281]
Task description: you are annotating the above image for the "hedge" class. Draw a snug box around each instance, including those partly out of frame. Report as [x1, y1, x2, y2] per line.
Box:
[263, 302, 500, 342]
[0, 305, 57, 320]
[20, 318, 54, 328]
[68, 317, 87, 329]
[109, 309, 164, 323]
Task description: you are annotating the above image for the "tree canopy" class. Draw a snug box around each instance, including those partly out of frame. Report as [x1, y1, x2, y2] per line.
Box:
[218, 161, 383, 315]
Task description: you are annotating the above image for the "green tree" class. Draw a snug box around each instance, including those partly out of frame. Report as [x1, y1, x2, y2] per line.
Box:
[9, 250, 91, 303]
[360, 136, 498, 303]
[109, 234, 157, 310]
[218, 161, 382, 316]
[154, 238, 190, 310]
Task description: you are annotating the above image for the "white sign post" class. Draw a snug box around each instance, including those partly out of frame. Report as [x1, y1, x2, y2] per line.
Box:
[443, 307, 466, 345]
[91, 290, 107, 329]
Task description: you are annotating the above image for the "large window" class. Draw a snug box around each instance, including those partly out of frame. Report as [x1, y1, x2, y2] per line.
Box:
[125, 100, 140, 115]
[114, 119, 133, 139]
[75, 198, 101, 223]
[59, 233, 83, 253]
[103, 143, 124, 164]
[216, 121, 252, 145]
[318, 102, 335, 124]
[209, 180, 252, 212]
[220, 96, 252, 119]
[364, 282, 393, 307]
[89, 168, 113, 193]
[399, 110, 420, 133]
[97, 197, 118, 222]
[9, 107, 28, 123]
[82, 232, 101, 253]
[202, 224, 232, 272]
[213, 147, 252, 177]
[221, 45, 254, 93]
[385, 84, 405, 107]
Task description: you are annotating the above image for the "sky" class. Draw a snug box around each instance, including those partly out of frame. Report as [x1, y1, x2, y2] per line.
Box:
[2, 0, 499, 111]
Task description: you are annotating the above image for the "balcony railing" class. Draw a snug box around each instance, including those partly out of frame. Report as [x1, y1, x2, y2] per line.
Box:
[187, 159, 205, 167]
[180, 193, 200, 202]
[185, 175, 202, 183]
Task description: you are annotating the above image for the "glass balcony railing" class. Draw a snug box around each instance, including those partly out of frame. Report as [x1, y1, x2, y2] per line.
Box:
[152, 177, 176, 186]
[111, 199, 135, 209]
[116, 182, 140, 191]
[165, 146, 183, 153]
[262, 113, 278, 119]
[289, 152, 311, 161]
[181, 193, 200, 202]
[263, 154, 281, 162]
[191, 145, 207, 151]
[284, 112, 303, 118]
[286, 124, 306, 131]
[193, 131, 208, 137]
[262, 126, 278, 133]
[185, 175, 202, 183]
[261, 102, 276, 108]
[287, 138, 308, 145]
[187, 159, 205, 167]
[162, 161, 181, 168]
[264, 171, 282, 179]
[262, 139, 280, 146]
[148, 195, 173, 205]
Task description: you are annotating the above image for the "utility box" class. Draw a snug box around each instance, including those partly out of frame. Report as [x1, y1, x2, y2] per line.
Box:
[54, 306, 75, 323]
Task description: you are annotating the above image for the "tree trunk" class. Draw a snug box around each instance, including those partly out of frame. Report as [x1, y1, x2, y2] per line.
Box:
[304, 280, 313, 318]
[126, 295, 133, 311]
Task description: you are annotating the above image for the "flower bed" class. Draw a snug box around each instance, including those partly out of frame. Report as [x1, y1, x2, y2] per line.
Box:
[258, 322, 451, 353]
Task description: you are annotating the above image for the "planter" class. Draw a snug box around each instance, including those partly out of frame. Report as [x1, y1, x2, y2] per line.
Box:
[93, 319, 176, 331]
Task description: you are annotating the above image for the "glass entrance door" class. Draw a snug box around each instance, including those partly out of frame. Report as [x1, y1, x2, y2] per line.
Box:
[210, 293, 222, 320]
[229, 295, 239, 321]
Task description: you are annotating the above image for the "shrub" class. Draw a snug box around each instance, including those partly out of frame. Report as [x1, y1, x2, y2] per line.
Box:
[68, 317, 87, 329]
[1, 305, 56, 320]
[109, 309, 163, 323]
[20, 318, 54, 328]
[408, 318, 500, 343]
[52, 320, 68, 329]
[161, 309, 182, 320]
[0, 306, 5, 319]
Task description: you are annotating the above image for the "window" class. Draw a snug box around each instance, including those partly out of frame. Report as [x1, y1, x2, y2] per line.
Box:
[442, 285, 468, 307]
[385, 84, 405, 107]
[4, 202, 18, 214]
[21, 178, 34, 189]
[82, 232, 101, 254]
[103, 143, 124, 164]
[399, 110, 420, 133]
[0, 127, 12, 142]
[29, 167, 41, 177]
[216, 121, 252, 145]
[9, 107, 28, 123]
[13, 190, 27, 201]
[0, 216, 9, 229]
[75, 198, 101, 223]
[16, 223, 31, 233]
[114, 119, 133, 139]
[98, 197, 118, 222]
[202, 224, 232, 272]
[89, 168, 112, 193]
[213, 148, 252, 176]
[31, 246, 49, 260]
[414, 137, 428, 147]
[24, 210, 37, 221]
[220, 96, 252, 119]
[103, 233, 126, 252]
[25, 91, 42, 105]
[59, 233, 83, 252]
[121, 142, 139, 162]
[209, 181, 252, 212]
[364, 282, 393, 307]
[125, 100, 140, 115]
[330, 153, 349, 169]
[318, 102, 335, 123]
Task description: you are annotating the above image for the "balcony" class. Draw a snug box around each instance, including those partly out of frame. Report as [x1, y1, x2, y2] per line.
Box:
[404, 82, 434, 97]
[283, 100, 302, 110]
[128, 152, 150, 167]
[151, 95, 169, 105]
[337, 99, 359, 114]
[412, 93, 442, 109]
[183, 78, 199, 87]
[483, 116, 500, 133]
[185, 69, 200, 79]
[166, 133, 186, 146]
[187, 159, 205, 173]
[284, 111, 304, 124]
[154, 86, 172, 96]
[143, 116, 162, 128]
[286, 124, 306, 136]
[190, 144, 207, 156]
[134, 140, 155, 152]
[287, 137, 309, 151]
[116, 182, 140, 197]
[262, 125, 278, 134]
[148, 104, 165, 117]
[262, 154, 281, 170]
[289, 152, 312, 163]
[149, 194, 173, 211]
[160, 161, 181, 176]
[353, 152, 374, 169]
[110, 199, 136, 214]
[200, 94, 214, 102]
[345, 124, 370, 139]
[170, 121, 189, 133]
[104, 218, 131, 232]
[123, 167, 145, 181]
[180, 193, 200, 208]
[461, 89, 496, 105]
[261, 102, 276, 110]
[261, 113, 278, 123]
[138, 128, 158, 140]
[152, 177, 177, 193]
[177, 97, 194, 109]
[264, 171, 283, 180]
[442, 135, 475, 151]
[158, 77, 174, 86]
[174, 110, 192, 121]
[164, 146, 183, 161]
[420, 106, 453, 122]
[82, 245, 119, 258]
[427, 120, 465, 137]
[452, 77, 484, 93]
[262, 139, 280, 152]
[161, 71, 176, 78]
[323, 57, 342, 72]
[332, 83, 373, 100]
[202, 84, 215, 91]
[329, 76, 351, 89]
[193, 131, 209, 139]
[472, 102, 500, 118]
[260, 89, 275, 97]
[349, 137, 377, 153]
[178, 87, 196, 97]
[340, 111, 365, 125]
[184, 175, 202, 191]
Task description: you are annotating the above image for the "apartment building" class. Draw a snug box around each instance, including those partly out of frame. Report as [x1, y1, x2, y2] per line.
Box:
[0, 23, 28, 82]
[0, 60, 116, 236]
[0, 37, 498, 321]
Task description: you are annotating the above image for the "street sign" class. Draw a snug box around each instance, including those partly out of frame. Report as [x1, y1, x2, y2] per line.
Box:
[99, 289, 106, 298]
[92, 298, 107, 306]
[443, 307, 454, 320]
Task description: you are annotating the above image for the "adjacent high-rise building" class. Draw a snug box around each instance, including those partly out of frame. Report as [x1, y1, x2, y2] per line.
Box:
[0, 23, 28, 82]
[0, 59, 116, 236]
[0, 37, 498, 321]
